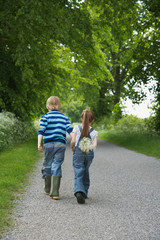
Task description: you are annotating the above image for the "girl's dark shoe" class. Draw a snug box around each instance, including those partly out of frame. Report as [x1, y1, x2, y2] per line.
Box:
[82, 193, 87, 199]
[76, 192, 85, 204]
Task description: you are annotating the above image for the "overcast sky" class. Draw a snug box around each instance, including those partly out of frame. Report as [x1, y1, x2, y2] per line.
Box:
[123, 80, 156, 119]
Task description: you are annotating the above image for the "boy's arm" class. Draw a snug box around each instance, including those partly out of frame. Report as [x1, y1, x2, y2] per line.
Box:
[38, 134, 43, 152]
[69, 131, 74, 139]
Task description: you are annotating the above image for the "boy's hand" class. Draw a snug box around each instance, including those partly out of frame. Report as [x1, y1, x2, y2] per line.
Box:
[38, 145, 43, 152]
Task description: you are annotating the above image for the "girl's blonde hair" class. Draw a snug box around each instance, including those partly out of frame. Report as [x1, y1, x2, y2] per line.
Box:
[46, 96, 61, 111]
[81, 109, 94, 138]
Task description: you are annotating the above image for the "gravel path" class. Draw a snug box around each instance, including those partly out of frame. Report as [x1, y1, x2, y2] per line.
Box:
[1, 139, 160, 240]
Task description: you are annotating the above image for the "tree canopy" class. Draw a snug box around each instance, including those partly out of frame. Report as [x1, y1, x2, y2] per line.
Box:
[0, 0, 160, 124]
[0, 0, 92, 119]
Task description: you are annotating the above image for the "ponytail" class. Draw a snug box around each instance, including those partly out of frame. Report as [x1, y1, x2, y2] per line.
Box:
[81, 110, 94, 138]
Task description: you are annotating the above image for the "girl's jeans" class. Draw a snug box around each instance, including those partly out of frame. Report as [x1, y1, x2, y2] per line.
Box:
[73, 146, 94, 197]
[42, 142, 66, 179]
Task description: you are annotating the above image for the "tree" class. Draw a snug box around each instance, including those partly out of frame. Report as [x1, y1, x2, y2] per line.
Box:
[140, 0, 160, 131]
[77, 0, 159, 118]
[0, 0, 92, 119]
[1, 0, 159, 123]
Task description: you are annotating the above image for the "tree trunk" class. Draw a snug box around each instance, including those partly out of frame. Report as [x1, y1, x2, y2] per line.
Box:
[113, 65, 126, 105]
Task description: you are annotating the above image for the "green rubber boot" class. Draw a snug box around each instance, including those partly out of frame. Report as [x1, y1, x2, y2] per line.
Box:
[44, 175, 51, 195]
[50, 176, 61, 200]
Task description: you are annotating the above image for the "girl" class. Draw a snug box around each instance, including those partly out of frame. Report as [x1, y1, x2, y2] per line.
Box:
[71, 109, 98, 204]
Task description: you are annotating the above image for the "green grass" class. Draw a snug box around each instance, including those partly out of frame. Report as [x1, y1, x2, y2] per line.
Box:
[99, 130, 160, 159]
[0, 136, 41, 236]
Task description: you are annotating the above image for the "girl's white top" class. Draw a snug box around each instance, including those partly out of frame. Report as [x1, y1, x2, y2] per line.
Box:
[72, 125, 98, 146]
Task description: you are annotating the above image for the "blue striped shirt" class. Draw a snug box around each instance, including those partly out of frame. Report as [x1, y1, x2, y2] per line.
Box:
[38, 110, 73, 144]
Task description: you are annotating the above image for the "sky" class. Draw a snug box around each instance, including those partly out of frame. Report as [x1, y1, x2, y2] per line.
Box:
[122, 80, 156, 119]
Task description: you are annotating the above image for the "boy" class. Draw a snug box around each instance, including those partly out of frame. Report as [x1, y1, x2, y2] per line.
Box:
[38, 96, 73, 199]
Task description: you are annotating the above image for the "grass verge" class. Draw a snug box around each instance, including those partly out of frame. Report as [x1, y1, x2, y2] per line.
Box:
[99, 130, 160, 159]
[0, 136, 41, 236]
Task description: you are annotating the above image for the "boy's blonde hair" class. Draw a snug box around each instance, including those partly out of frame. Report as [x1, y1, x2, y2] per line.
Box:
[46, 96, 61, 111]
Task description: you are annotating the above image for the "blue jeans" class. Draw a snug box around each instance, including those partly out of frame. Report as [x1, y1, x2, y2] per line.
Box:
[42, 142, 66, 179]
[73, 146, 94, 197]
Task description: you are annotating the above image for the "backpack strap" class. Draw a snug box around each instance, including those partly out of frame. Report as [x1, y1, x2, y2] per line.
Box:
[89, 127, 94, 134]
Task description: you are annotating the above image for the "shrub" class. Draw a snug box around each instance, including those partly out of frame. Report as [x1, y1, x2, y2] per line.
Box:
[0, 111, 36, 152]
[95, 114, 158, 138]
[92, 116, 111, 131]
[114, 115, 146, 134]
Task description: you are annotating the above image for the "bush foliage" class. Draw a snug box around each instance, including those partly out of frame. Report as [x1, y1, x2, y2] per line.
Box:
[95, 114, 159, 136]
[114, 115, 146, 133]
[97, 115, 160, 159]
[0, 112, 36, 152]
